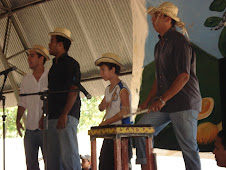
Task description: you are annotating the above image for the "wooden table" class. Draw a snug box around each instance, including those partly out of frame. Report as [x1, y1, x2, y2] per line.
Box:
[88, 124, 156, 170]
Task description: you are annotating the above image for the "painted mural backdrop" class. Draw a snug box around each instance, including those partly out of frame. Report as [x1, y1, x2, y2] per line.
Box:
[136, 0, 226, 152]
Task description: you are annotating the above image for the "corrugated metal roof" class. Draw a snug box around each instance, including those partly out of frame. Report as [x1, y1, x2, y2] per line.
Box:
[0, 0, 133, 107]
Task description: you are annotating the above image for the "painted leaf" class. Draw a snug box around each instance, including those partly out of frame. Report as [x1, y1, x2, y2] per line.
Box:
[204, 17, 222, 27]
[219, 27, 226, 57]
[209, 0, 226, 12]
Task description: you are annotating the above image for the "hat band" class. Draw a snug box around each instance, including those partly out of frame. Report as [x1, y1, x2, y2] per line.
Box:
[98, 57, 123, 66]
[49, 32, 73, 41]
[31, 48, 49, 60]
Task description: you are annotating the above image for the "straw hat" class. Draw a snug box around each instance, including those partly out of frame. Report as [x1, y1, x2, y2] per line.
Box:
[147, 2, 188, 37]
[28, 45, 50, 60]
[49, 27, 73, 42]
[95, 53, 124, 70]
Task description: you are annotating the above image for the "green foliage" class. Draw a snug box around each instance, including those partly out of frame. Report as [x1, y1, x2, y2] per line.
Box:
[204, 17, 222, 27]
[0, 106, 19, 138]
[78, 96, 105, 132]
[209, 0, 226, 12]
[204, 0, 226, 58]
[0, 96, 105, 138]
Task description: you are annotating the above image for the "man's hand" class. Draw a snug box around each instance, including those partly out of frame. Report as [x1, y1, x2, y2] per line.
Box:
[57, 114, 68, 129]
[16, 121, 24, 137]
[148, 98, 165, 112]
[138, 101, 149, 110]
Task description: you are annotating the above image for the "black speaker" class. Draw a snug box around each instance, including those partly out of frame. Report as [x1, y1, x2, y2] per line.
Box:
[219, 58, 226, 131]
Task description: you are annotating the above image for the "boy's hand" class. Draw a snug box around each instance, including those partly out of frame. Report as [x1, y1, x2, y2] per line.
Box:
[99, 120, 108, 126]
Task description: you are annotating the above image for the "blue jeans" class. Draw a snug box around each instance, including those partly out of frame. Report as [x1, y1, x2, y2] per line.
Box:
[24, 129, 44, 170]
[47, 115, 81, 170]
[135, 110, 201, 170]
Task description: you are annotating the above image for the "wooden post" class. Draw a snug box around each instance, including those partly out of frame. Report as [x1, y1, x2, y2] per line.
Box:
[91, 137, 97, 170]
[114, 138, 122, 170]
[146, 137, 155, 170]
[122, 138, 129, 170]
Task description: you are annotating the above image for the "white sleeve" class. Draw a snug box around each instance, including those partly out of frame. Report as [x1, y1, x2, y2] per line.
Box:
[18, 78, 27, 109]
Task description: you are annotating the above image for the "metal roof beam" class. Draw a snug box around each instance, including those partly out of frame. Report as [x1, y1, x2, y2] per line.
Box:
[1, 0, 29, 50]
[6, 49, 27, 60]
[0, 46, 19, 101]
[0, 0, 50, 19]
[0, 5, 9, 11]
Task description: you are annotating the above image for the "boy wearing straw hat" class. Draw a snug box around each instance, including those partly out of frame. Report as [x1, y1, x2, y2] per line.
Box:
[136, 2, 202, 170]
[95, 53, 133, 170]
[47, 27, 81, 170]
[16, 45, 50, 170]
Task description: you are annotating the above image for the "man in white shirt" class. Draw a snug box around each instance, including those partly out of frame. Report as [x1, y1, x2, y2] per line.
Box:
[16, 45, 49, 170]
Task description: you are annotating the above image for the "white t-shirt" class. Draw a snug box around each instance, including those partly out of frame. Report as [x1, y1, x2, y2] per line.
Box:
[18, 69, 48, 130]
[105, 80, 132, 125]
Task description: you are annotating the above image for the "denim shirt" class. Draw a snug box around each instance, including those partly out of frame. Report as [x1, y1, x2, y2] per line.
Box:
[155, 27, 202, 112]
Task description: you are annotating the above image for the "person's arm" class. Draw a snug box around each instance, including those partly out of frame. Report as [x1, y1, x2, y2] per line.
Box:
[139, 79, 157, 110]
[98, 96, 109, 111]
[99, 89, 130, 126]
[16, 106, 26, 137]
[57, 85, 78, 129]
[149, 72, 189, 112]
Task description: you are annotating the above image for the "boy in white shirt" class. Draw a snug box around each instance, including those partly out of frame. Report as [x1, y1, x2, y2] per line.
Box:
[95, 53, 132, 170]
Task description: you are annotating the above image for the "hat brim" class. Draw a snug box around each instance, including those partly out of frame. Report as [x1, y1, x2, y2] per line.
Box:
[80, 155, 91, 162]
[28, 48, 50, 60]
[80, 155, 86, 160]
[95, 57, 125, 70]
[49, 32, 73, 42]
[147, 6, 180, 22]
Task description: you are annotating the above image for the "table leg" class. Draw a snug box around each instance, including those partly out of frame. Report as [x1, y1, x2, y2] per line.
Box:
[114, 138, 122, 170]
[91, 137, 97, 170]
[122, 138, 129, 170]
[146, 137, 155, 170]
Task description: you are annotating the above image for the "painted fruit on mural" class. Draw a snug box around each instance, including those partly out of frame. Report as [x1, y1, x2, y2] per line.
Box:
[198, 97, 214, 120]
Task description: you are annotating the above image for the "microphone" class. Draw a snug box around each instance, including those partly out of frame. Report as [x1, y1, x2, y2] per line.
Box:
[0, 66, 17, 76]
[73, 77, 92, 99]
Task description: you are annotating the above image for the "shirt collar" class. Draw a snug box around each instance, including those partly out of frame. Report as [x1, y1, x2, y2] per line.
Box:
[52, 52, 68, 64]
[158, 27, 176, 40]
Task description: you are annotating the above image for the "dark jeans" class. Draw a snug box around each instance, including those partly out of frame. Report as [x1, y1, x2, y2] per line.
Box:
[24, 129, 43, 170]
[99, 139, 132, 170]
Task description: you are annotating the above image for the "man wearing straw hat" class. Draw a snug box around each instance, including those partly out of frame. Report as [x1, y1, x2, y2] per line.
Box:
[136, 2, 202, 170]
[47, 27, 81, 170]
[16, 45, 50, 170]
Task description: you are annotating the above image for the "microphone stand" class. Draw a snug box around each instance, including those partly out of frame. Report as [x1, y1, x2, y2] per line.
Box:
[0, 74, 9, 170]
[20, 89, 80, 170]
